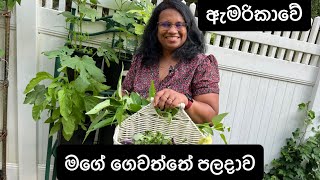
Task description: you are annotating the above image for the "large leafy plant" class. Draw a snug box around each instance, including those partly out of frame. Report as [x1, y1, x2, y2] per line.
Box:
[110, 0, 155, 54]
[264, 102, 320, 180]
[23, 46, 109, 141]
[60, 0, 119, 66]
[84, 65, 150, 140]
[0, 0, 21, 10]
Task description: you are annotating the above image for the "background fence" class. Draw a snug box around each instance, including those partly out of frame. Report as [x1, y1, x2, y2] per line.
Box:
[0, 0, 320, 179]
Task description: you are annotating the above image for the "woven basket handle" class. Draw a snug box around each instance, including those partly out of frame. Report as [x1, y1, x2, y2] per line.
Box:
[150, 97, 185, 110]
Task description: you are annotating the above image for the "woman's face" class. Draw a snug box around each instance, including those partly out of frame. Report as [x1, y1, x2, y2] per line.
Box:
[157, 8, 187, 54]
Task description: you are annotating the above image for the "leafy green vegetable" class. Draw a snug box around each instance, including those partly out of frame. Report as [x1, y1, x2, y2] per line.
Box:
[197, 112, 230, 144]
[123, 131, 175, 145]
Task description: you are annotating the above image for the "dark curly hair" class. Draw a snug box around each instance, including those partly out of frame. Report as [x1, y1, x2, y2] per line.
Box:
[136, 0, 205, 66]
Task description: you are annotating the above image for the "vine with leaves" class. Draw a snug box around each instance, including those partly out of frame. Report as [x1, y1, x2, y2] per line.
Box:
[264, 102, 320, 180]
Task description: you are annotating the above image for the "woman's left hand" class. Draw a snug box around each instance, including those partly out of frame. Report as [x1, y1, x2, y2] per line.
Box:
[153, 88, 188, 110]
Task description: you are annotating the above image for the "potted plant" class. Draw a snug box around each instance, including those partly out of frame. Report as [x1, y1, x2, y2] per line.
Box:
[102, 0, 155, 90]
[23, 0, 118, 144]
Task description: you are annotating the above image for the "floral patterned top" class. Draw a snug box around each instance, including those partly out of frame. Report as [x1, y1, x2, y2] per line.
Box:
[122, 53, 220, 99]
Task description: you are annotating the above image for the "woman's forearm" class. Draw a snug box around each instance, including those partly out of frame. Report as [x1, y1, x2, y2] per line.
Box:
[185, 100, 218, 124]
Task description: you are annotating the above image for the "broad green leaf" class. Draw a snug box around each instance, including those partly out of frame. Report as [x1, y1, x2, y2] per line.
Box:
[71, 92, 84, 111]
[87, 78, 110, 94]
[60, 55, 106, 83]
[148, 80, 156, 99]
[86, 99, 110, 115]
[62, 128, 73, 141]
[133, 23, 145, 35]
[79, 3, 98, 22]
[45, 116, 56, 123]
[73, 73, 91, 93]
[84, 96, 101, 113]
[60, 11, 76, 19]
[24, 72, 53, 94]
[220, 134, 228, 144]
[49, 121, 61, 136]
[0, 49, 4, 57]
[212, 113, 228, 126]
[129, 104, 142, 113]
[58, 88, 72, 118]
[24, 85, 47, 105]
[99, 42, 119, 64]
[32, 104, 43, 120]
[61, 115, 75, 137]
[130, 92, 142, 105]
[42, 46, 74, 59]
[112, 11, 134, 26]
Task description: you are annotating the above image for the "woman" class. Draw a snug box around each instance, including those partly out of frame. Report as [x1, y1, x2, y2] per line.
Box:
[122, 0, 220, 124]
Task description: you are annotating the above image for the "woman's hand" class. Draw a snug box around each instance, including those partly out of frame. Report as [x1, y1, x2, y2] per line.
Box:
[153, 88, 188, 110]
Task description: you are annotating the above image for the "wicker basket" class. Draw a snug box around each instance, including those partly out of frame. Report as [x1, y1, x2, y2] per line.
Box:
[113, 100, 205, 144]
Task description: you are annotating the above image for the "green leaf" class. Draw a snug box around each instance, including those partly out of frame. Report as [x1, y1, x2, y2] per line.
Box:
[0, 1, 5, 10]
[62, 128, 73, 141]
[61, 115, 75, 137]
[148, 80, 156, 99]
[60, 11, 76, 20]
[90, 0, 99, 4]
[24, 72, 53, 94]
[133, 23, 145, 35]
[7, 0, 17, 10]
[45, 116, 56, 123]
[84, 96, 101, 113]
[212, 113, 228, 126]
[73, 74, 91, 93]
[79, 3, 98, 22]
[32, 104, 44, 120]
[58, 88, 72, 118]
[298, 103, 306, 110]
[49, 121, 61, 137]
[129, 104, 142, 112]
[60, 55, 106, 83]
[112, 11, 135, 26]
[42, 46, 74, 59]
[308, 110, 315, 120]
[116, 63, 124, 99]
[115, 107, 124, 124]
[93, 117, 114, 130]
[0, 49, 4, 57]
[24, 85, 46, 104]
[220, 134, 228, 144]
[86, 99, 110, 115]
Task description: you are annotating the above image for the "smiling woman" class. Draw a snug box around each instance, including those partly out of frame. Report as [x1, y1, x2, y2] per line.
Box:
[122, 0, 220, 124]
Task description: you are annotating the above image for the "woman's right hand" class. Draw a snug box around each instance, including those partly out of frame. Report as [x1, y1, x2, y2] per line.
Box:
[153, 88, 188, 110]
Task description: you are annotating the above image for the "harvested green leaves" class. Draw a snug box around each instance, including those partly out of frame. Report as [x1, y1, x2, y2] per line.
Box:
[120, 131, 175, 145]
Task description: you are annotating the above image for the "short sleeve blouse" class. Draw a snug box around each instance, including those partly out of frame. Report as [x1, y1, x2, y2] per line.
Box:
[122, 53, 220, 99]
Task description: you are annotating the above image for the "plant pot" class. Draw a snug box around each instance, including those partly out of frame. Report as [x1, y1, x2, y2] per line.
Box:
[104, 55, 132, 90]
[97, 124, 116, 145]
[58, 116, 96, 145]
